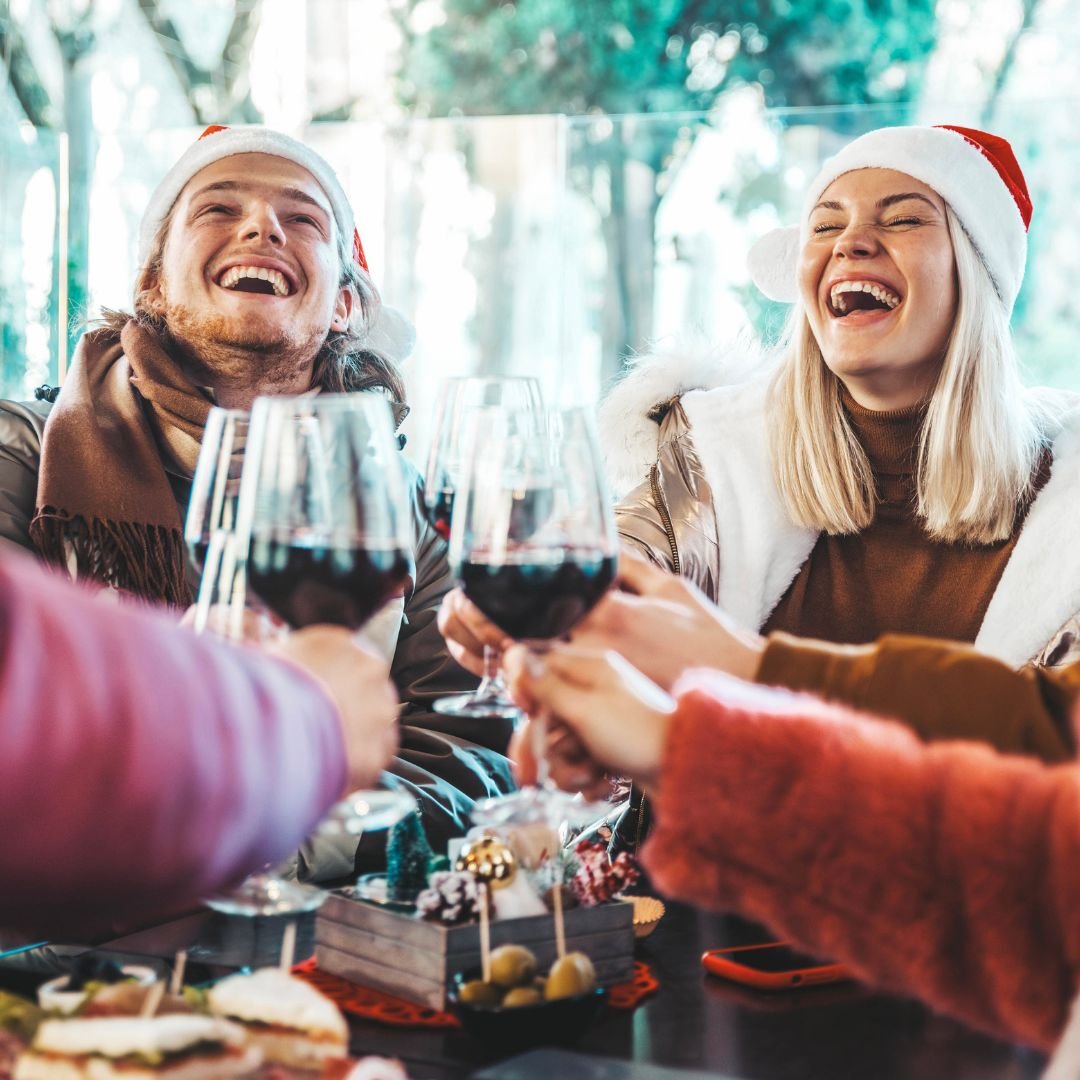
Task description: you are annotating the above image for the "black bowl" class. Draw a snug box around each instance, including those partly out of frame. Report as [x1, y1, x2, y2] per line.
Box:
[448, 970, 607, 1047]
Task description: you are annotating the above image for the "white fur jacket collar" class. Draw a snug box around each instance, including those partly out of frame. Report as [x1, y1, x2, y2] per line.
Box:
[599, 337, 1080, 669]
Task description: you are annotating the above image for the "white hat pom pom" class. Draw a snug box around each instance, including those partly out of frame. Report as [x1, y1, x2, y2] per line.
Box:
[746, 226, 801, 303]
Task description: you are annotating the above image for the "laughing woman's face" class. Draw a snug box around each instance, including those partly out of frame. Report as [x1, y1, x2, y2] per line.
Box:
[798, 167, 958, 410]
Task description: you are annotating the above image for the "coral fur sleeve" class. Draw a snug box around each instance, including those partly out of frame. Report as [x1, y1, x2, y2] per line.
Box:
[641, 670, 1080, 1050]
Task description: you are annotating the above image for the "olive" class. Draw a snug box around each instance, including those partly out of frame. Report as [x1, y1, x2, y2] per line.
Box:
[489, 944, 538, 988]
[544, 952, 597, 1000]
[502, 987, 543, 1008]
[458, 979, 502, 1008]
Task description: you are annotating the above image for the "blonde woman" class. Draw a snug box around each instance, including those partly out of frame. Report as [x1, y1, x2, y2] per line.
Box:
[444, 127, 1080, 685]
[604, 125, 1080, 671]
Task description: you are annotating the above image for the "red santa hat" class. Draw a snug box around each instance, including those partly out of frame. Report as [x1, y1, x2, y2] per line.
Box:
[138, 125, 414, 362]
[748, 125, 1032, 315]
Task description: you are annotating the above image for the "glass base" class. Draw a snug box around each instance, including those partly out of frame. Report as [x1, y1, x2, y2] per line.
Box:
[432, 691, 521, 720]
[470, 786, 612, 829]
[350, 873, 418, 910]
[204, 876, 326, 918]
[317, 789, 416, 836]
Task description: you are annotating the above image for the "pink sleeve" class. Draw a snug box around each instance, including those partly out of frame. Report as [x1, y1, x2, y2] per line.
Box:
[642, 670, 1080, 1051]
[0, 551, 346, 933]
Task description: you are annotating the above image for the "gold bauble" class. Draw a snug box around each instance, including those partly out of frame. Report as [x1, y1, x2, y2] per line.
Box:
[455, 837, 518, 889]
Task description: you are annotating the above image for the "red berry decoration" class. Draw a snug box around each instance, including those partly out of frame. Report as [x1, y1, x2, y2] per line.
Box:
[569, 840, 640, 907]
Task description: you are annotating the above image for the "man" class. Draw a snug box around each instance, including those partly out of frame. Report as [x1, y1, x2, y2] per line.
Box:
[0, 126, 514, 875]
[0, 547, 398, 935]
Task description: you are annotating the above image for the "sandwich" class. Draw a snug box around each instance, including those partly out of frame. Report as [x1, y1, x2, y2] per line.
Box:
[206, 969, 347, 1072]
[13, 1014, 259, 1079]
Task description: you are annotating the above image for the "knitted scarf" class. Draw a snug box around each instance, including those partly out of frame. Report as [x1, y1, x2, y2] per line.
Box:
[29, 320, 214, 607]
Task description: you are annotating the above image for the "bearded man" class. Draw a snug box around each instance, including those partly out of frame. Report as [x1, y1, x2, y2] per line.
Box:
[0, 126, 513, 877]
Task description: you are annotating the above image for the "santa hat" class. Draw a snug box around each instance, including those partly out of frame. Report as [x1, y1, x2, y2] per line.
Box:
[748, 125, 1032, 315]
[138, 124, 415, 363]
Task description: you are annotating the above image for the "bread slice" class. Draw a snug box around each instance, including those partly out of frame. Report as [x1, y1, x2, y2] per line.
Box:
[207, 970, 347, 1070]
[14, 1015, 259, 1079]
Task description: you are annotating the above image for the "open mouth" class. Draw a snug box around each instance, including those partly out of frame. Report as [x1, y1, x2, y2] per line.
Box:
[215, 265, 295, 298]
[828, 280, 901, 319]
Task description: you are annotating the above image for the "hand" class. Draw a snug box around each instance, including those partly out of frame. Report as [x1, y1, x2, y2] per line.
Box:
[437, 588, 511, 677]
[271, 627, 400, 795]
[568, 549, 765, 691]
[504, 644, 675, 797]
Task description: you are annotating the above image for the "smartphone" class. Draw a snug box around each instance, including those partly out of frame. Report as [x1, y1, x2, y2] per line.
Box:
[701, 941, 852, 990]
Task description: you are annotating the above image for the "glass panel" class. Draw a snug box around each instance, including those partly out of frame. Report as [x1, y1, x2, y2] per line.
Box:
[76, 100, 1080, 466]
[0, 125, 60, 400]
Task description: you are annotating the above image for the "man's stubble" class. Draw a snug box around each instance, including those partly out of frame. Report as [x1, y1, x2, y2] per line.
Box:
[160, 298, 327, 394]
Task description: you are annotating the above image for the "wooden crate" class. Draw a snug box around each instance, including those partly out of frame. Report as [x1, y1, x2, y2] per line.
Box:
[314, 891, 634, 1010]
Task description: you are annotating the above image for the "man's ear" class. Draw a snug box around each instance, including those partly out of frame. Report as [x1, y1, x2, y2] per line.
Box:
[137, 268, 166, 314]
[331, 286, 353, 333]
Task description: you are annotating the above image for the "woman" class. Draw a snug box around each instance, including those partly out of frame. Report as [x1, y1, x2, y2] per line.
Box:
[503, 637, 1080, 1076]
[604, 124, 1080, 671]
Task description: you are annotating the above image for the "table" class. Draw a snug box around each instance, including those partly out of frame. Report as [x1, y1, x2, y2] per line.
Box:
[0, 901, 1047, 1080]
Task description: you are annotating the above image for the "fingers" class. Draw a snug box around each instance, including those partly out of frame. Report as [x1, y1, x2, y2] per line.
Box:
[615, 547, 673, 596]
[509, 715, 606, 796]
[504, 644, 610, 729]
[437, 590, 510, 676]
[508, 722, 539, 787]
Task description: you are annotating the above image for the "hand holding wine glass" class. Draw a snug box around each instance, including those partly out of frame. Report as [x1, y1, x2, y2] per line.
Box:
[448, 406, 619, 824]
[270, 626, 400, 795]
[424, 376, 543, 717]
[238, 394, 420, 839]
[190, 395, 416, 915]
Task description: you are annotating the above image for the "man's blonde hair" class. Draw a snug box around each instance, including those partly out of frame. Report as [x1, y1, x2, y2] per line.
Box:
[767, 206, 1046, 545]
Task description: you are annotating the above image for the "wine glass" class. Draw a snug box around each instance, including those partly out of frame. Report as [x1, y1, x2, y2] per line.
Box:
[236, 398, 416, 827]
[424, 376, 544, 719]
[191, 396, 414, 916]
[184, 411, 324, 916]
[185, 408, 248, 637]
[448, 406, 619, 826]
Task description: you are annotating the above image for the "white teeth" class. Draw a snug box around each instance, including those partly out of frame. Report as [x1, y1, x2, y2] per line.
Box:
[829, 280, 900, 313]
[217, 265, 291, 297]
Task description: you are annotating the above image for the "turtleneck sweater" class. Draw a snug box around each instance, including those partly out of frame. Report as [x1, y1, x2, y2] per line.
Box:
[763, 391, 1049, 645]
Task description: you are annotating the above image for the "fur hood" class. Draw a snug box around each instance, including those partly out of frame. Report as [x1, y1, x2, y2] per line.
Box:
[599, 335, 1080, 666]
[599, 334, 770, 499]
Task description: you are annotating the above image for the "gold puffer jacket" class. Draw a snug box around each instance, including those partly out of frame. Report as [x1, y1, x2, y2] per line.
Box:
[601, 341, 1080, 852]
[602, 344, 1080, 670]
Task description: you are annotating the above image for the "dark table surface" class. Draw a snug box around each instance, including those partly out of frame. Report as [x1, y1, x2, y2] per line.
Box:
[0, 901, 1048, 1080]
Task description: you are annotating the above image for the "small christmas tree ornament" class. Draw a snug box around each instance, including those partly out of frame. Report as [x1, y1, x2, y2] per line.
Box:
[454, 836, 517, 890]
[386, 811, 435, 903]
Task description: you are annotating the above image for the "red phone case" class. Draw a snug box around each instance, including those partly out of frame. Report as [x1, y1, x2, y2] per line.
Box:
[701, 942, 852, 990]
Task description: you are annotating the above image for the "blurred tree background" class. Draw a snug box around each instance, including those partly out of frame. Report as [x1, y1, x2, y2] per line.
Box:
[4, 0, 1076, 405]
[393, 0, 939, 372]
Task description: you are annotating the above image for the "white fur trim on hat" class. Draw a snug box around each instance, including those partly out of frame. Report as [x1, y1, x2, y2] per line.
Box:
[748, 126, 1028, 314]
[137, 126, 415, 364]
[138, 127, 355, 268]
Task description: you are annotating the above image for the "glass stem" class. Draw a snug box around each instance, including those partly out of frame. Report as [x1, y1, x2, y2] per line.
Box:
[476, 644, 501, 693]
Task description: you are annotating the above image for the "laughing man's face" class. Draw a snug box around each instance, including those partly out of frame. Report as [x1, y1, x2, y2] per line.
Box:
[148, 153, 351, 364]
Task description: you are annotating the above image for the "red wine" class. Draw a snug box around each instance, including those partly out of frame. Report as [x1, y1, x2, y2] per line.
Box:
[426, 488, 455, 542]
[248, 538, 412, 630]
[460, 553, 616, 640]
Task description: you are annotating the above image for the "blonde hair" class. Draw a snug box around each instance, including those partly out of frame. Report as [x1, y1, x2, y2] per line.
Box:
[768, 206, 1046, 545]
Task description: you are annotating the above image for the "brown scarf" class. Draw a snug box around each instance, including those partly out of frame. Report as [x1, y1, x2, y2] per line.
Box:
[29, 320, 214, 607]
